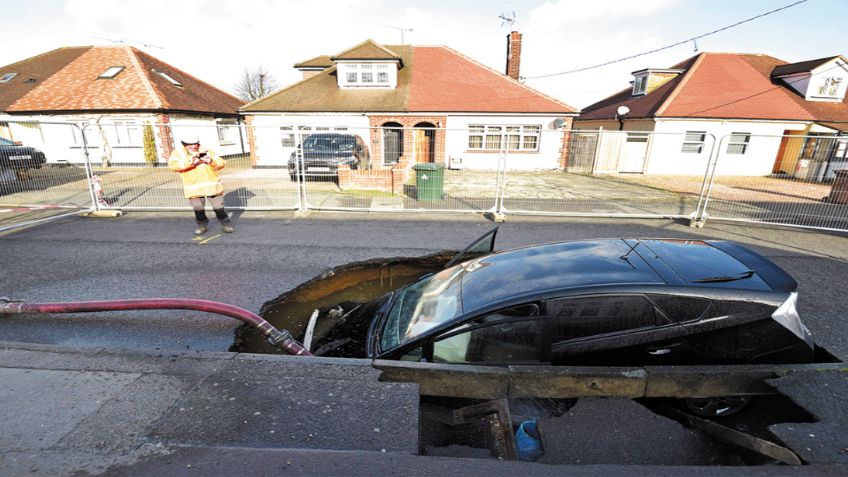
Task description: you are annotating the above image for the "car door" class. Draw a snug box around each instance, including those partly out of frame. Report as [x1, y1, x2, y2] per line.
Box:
[546, 294, 684, 366]
[443, 226, 499, 269]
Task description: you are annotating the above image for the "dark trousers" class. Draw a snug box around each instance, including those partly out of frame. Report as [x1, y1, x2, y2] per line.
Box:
[189, 195, 230, 226]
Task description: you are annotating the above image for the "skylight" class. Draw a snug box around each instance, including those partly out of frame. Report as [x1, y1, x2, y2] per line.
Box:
[0, 73, 18, 83]
[98, 66, 125, 79]
[152, 69, 182, 87]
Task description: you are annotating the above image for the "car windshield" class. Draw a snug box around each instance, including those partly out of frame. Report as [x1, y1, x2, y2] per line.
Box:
[303, 135, 355, 152]
[380, 265, 465, 351]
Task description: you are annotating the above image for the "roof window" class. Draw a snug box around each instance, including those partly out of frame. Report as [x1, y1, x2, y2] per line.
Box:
[152, 69, 183, 87]
[98, 66, 125, 79]
[0, 73, 18, 83]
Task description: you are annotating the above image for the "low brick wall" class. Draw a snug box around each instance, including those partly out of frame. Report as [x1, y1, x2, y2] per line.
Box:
[338, 157, 412, 194]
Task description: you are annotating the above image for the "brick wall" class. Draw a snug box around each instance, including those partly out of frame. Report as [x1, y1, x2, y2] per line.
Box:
[244, 115, 258, 166]
[506, 31, 522, 80]
[368, 115, 447, 168]
[338, 156, 411, 194]
[155, 113, 174, 160]
[558, 117, 575, 169]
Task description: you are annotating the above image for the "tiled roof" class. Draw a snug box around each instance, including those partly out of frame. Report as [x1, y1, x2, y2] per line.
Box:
[771, 56, 839, 77]
[243, 42, 575, 114]
[579, 52, 848, 123]
[0, 46, 243, 115]
[331, 40, 402, 61]
[294, 55, 333, 69]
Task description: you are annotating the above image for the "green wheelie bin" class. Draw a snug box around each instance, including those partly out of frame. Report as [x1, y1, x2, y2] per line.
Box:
[413, 163, 445, 201]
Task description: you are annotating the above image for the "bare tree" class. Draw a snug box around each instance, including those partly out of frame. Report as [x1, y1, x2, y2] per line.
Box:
[233, 66, 279, 102]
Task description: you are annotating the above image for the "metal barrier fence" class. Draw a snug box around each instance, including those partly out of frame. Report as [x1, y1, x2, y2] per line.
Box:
[0, 120, 95, 231]
[1, 119, 847, 233]
[699, 132, 848, 232]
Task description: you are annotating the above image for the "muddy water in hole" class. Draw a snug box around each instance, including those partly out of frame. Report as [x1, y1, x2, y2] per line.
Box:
[232, 252, 456, 354]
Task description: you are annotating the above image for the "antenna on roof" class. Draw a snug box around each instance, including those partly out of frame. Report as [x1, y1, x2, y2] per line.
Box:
[91, 37, 164, 49]
[387, 26, 414, 46]
[692, 39, 699, 52]
[498, 11, 516, 27]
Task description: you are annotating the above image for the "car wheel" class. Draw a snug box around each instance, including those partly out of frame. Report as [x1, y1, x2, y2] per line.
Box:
[683, 395, 752, 417]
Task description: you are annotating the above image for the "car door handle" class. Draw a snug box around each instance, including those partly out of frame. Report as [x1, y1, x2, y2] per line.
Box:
[647, 343, 681, 355]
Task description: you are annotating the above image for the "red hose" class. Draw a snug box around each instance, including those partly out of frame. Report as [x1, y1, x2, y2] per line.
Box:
[0, 298, 312, 356]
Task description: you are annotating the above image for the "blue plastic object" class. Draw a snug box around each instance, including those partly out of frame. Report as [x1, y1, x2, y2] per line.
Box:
[515, 420, 544, 461]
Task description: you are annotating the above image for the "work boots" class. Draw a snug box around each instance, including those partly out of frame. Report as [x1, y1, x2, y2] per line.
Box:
[194, 225, 208, 235]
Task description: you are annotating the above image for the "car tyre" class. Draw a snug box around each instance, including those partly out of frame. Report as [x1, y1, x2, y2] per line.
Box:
[683, 395, 752, 417]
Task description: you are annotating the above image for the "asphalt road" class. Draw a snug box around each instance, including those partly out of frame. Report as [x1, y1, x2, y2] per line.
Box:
[1, 211, 846, 358]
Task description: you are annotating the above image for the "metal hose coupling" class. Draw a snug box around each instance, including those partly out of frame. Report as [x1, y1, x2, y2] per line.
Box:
[267, 328, 313, 356]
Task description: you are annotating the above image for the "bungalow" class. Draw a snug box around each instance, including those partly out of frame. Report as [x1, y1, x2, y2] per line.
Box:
[0, 46, 245, 166]
[575, 53, 847, 178]
[240, 32, 577, 176]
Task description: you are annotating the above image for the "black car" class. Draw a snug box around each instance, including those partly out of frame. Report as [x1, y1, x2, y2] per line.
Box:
[305, 230, 815, 371]
[288, 133, 370, 180]
[0, 137, 47, 176]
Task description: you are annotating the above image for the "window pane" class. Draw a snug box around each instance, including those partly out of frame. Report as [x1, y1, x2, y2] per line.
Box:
[522, 135, 538, 150]
[281, 127, 295, 147]
[435, 319, 543, 363]
[361, 72, 373, 83]
[506, 134, 520, 149]
[346, 72, 357, 83]
[506, 126, 520, 133]
[469, 125, 485, 133]
[682, 143, 703, 154]
[468, 135, 483, 148]
[524, 125, 541, 134]
[485, 134, 501, 149]
[377, 72, 388, 83]
[649, 295, 711, 323]
[547, 295, 657, 341]
[727, 144, 747, 154]
[684, 131, 706, 142]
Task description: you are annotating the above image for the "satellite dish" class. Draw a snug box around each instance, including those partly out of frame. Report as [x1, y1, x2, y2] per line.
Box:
[616, 106, 631, 116]
[553, 118, 566, 128]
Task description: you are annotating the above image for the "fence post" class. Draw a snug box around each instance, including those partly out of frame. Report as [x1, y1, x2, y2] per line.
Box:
[487, 134, 508, 222]
[692, 133, 726, 228]
[295, 128, 308, 215]
[78, 123, 100, 212]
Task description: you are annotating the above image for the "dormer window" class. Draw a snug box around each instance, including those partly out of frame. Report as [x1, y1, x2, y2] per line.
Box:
[633, 75, 647, 95]
[98, 66, 125, 79]
[337, 61, 397, 89]
[0, 73, 18, 83]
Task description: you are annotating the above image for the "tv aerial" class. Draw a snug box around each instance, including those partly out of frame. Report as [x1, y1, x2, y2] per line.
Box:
[388, 26, 414, 46]
[92, 37, 164, 49]
[498, 11, 516, 27]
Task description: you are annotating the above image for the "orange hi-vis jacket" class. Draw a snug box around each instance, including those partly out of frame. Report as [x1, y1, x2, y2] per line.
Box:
[168, 145, 226, 199]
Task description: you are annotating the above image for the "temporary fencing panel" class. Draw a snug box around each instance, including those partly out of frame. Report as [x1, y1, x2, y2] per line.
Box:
[0, 121, 95, 231]
[699, 133, 848, 231]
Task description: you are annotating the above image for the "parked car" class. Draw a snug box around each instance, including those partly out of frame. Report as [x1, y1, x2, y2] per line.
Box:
[288, 133, 370, 180]
[0, 137, 47, 173]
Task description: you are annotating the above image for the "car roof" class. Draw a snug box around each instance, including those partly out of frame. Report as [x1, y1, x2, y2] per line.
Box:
[459, 238, 785, 313]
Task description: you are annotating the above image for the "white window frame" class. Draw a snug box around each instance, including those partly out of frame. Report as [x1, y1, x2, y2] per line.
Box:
[98, 66, 125, 79]
[280, 126, 295, 147]
[726, 132, 751, 155]
[152, 69, 182, 87]
[633, 76, 647, 95]
[681, 131, 706, 154]
[467, 125, 541, 152]
[0, 73, 18, 83]
[110, 121, 140, 146]
[338, 62, 395, 88]
[216, 122, 237, 146]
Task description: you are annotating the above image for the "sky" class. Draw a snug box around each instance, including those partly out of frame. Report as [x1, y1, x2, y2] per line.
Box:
[1, 0, 846, 109]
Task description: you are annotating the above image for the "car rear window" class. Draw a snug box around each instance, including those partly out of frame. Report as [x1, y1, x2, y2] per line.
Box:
[641, 240, 771, 290]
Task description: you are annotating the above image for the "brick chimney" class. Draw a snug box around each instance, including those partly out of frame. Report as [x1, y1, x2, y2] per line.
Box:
[505, 31, 522, 80]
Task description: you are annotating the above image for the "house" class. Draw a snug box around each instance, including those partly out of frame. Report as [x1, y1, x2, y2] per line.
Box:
[0, 46, 245, 166]
[240, 32, 577, 184]
[575, 53, 848, 178]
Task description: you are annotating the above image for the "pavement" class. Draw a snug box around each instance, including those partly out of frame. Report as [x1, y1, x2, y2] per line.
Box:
[1, 212, 847, 475]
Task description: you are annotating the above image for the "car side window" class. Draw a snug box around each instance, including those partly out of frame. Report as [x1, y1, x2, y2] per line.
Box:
[432, 319, 544, 364]
[648, 295, 711, 323]
[546, 295, 658, 341]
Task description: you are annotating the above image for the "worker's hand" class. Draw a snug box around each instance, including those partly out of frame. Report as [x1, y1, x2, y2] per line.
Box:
[191, 156, 202, 166]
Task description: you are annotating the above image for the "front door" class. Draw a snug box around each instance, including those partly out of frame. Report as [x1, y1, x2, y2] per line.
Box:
[383, 126, 403, 165]
[413, 126, 435, 163]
